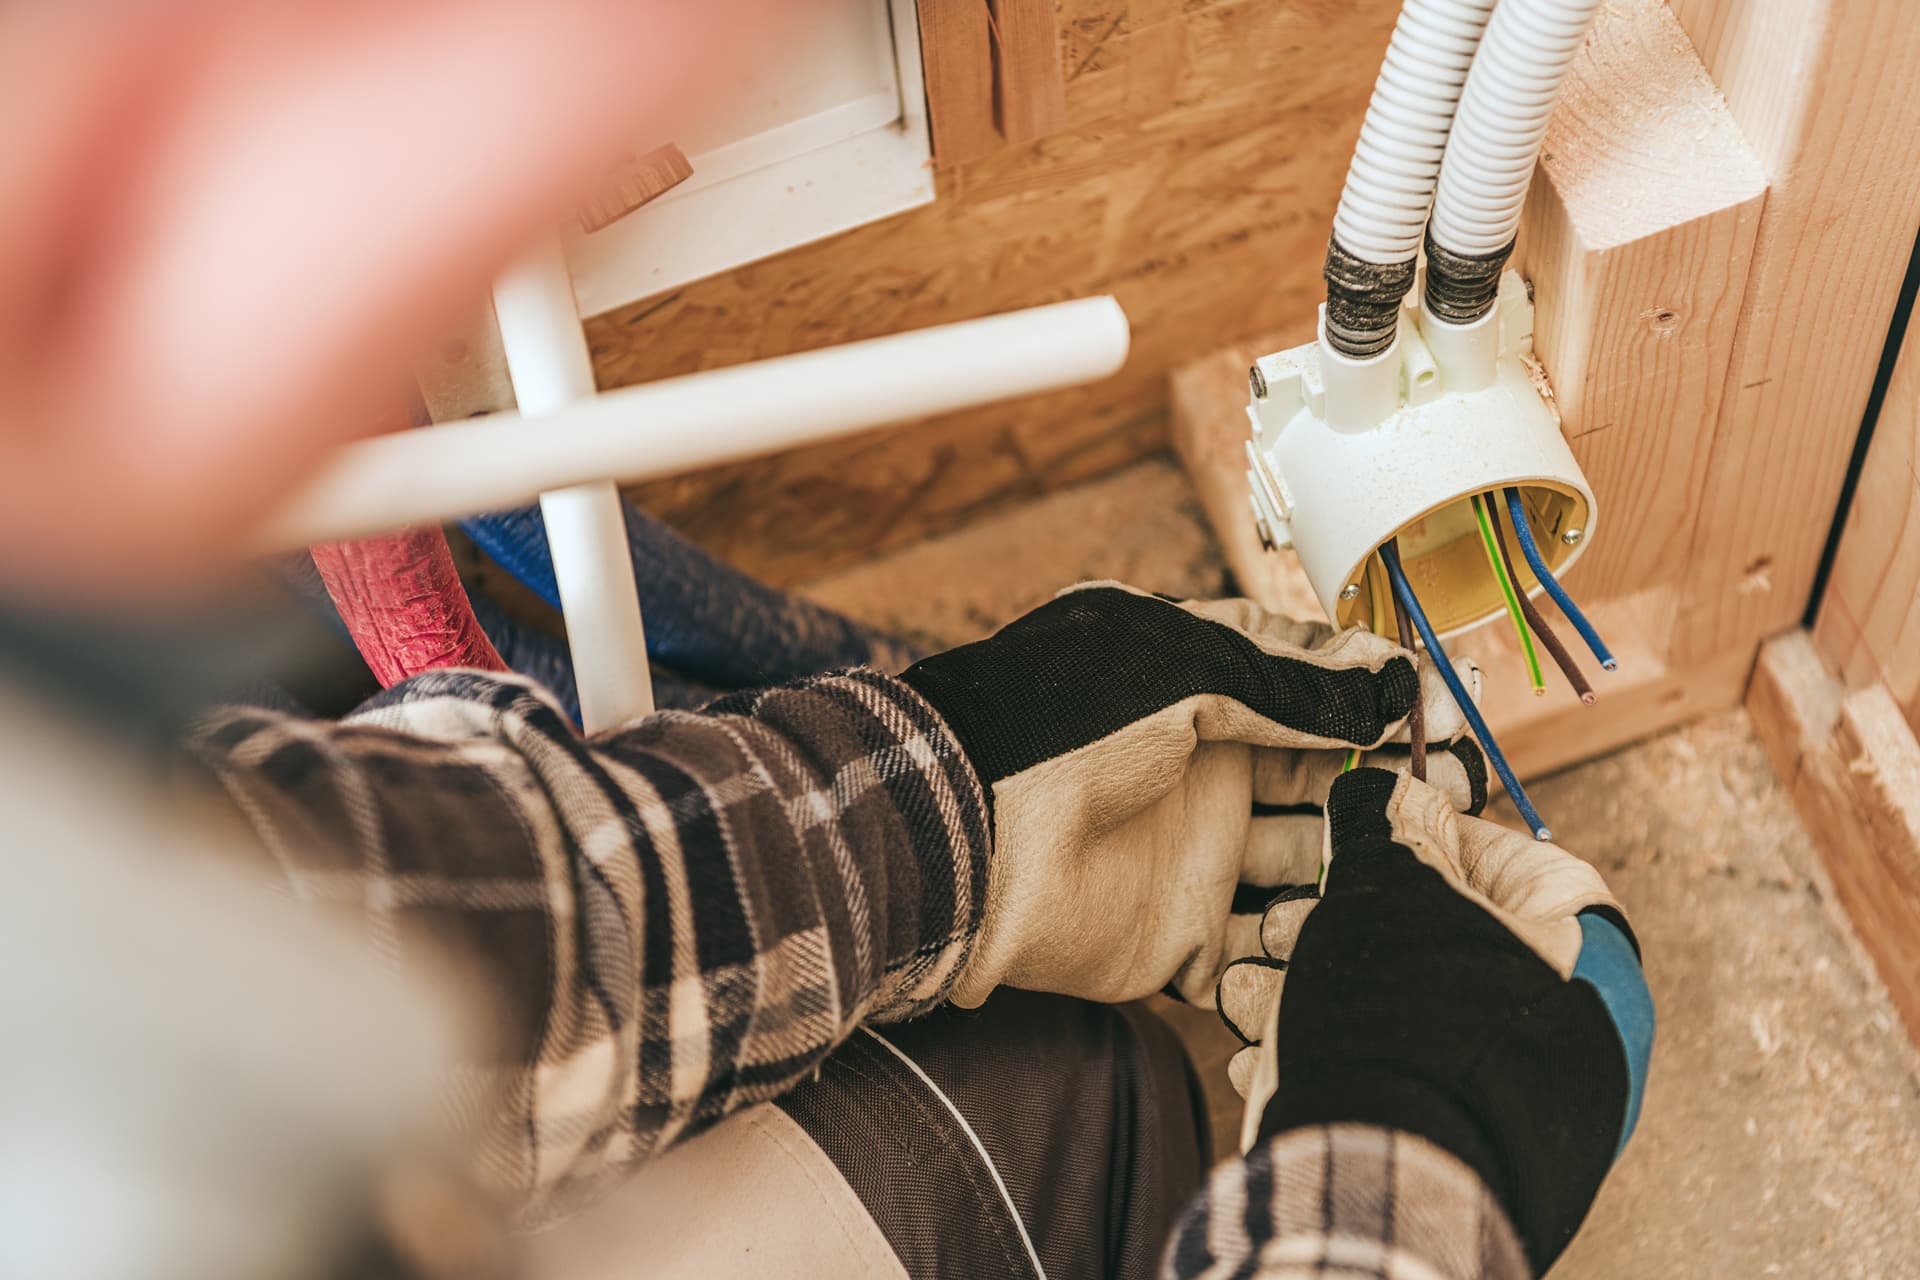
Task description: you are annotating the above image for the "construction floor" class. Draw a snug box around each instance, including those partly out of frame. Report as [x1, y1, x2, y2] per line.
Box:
[803, 457, 1920, 1279]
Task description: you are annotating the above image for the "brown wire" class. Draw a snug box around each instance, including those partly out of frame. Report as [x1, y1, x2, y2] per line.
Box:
[1488, 498, 1596, 704]
[1388, 564, 1428, 781]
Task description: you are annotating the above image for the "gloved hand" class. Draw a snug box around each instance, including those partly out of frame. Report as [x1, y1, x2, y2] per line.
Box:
[898, 582, 1482, 1009]
[1217, 768, 1655, 1275]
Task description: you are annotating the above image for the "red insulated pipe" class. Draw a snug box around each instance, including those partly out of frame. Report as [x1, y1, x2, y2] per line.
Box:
[311, 401, 509, 687]
[311, 524, 509, 687]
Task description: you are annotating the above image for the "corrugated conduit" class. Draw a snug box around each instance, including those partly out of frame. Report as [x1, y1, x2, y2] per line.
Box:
[1323, 0, 1496, 358]
[1424, 0, 1603, 324]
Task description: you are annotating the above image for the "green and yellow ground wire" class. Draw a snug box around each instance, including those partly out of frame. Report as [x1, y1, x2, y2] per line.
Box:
[1472, 492, 1545, 695]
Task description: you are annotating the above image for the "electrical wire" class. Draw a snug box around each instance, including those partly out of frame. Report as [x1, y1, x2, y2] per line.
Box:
[1380, 538, 1552, 840]
[1390, 582, 1428, 781]
[1488, 497, 1595, 704]
[1502, 487, 1616, 671]
[1473, 494, 1545, 695]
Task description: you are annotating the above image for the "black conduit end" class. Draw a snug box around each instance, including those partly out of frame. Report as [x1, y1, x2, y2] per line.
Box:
[1324, 239, 1417, 359]
[1423, 229, 1514, 326]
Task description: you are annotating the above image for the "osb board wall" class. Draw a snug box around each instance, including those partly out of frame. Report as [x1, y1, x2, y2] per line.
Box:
[588, 0, 1397, 586]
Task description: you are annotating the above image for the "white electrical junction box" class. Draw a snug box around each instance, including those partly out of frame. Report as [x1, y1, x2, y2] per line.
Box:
[1245, 269, 1598, 640]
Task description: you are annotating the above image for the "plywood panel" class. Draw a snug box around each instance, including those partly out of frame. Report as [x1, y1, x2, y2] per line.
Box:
[592, 0, 1402, 586]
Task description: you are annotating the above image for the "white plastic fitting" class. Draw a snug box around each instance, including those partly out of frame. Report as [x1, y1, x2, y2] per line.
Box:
[494, 241, 656, 731]
[1246, 269, 1594, 637]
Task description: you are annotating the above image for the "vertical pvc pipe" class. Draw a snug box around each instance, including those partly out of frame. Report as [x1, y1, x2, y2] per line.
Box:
[492, 242, 655, 730]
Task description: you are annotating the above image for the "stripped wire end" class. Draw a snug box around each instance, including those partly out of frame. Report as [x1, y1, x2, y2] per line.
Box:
[1488, 489, 1597, 705]
[1503, 487, 1617, 674]
[1472, 493, 1545, 695]
[1381, 537, 1553, 842]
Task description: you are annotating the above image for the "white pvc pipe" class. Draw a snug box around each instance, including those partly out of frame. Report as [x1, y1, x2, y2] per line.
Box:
[493, 242, 655, 731]
[262, 294, 1131, 548]
[1330, 0, 1497, 265]
[1427, 0, 1601, 257]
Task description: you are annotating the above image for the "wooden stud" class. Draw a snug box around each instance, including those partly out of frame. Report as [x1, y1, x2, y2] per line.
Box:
[1668, 0, 1920, 665]
[992, 0, 1070, 146]
[578, 144, 694, 235]
[1748, 631, 1920, 1047]
[917, 0, 1002, 166]
[1514, 0, 1766, 604]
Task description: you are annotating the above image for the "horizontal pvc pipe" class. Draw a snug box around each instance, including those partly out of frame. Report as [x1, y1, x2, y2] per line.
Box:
[494, 243, 654, 731]
[259, 297, 1132, 551]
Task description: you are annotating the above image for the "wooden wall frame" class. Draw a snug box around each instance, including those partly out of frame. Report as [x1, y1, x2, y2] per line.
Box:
[1176, 0, 1920, 788]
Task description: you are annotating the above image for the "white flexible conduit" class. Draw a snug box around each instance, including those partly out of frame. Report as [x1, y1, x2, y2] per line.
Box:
[1331, 0, 1497, 263]
[1424, 0, 1602, 321]
[1322, 0, 1496, 357]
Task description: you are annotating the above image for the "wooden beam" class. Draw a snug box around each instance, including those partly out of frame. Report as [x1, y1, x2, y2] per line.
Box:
[1748, 631, 1920, 1046]
[1169, 0, 1765, 779]
[1513, 0, 1765, 604]
[917, 0, 1002, 166]
[1667, 0, 1920, 664]
[992, 0, 1070, 146]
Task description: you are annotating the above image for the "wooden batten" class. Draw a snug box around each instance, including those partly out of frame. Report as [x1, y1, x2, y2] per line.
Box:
[992, 0, 1071, 146]
[1749, 632, 1920, 1046]
[917, 0, 1001, 166]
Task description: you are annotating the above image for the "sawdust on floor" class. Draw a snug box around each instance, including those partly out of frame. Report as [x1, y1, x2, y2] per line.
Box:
[799, 456, 1920, 1278]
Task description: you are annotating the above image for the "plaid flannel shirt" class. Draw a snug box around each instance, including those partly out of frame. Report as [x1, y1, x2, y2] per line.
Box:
[189, 666, 989, 1224]
[1168, 1125, 1528, 1280]
[188, 665, 1517, 1277]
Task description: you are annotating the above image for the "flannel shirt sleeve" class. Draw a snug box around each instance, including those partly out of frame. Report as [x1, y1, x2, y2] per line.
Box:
[186, 666, 990, 1224]
[1163, 1125, 1530, 1280]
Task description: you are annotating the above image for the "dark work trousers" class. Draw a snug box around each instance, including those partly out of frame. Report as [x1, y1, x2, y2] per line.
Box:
[777, 990, 1212, 1280]
[537, 990, 1210, 1280]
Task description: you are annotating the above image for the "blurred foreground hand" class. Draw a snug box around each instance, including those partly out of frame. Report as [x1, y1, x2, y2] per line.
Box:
[0, 0, 788, 600]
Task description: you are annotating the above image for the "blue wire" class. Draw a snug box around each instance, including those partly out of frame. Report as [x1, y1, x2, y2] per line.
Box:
[1380, 540, 1552, 841]
[1503, 488, 1617, 672]
[460, 503, 915, 689]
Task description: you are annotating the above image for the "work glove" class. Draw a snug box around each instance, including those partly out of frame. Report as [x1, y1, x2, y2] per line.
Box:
[1218, 768, 1655, 1275]
[898, 582, 1483, 1009]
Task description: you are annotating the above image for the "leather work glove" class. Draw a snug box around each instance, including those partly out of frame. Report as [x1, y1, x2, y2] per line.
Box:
[1218, 768, 1655, 1275]
[897, 582, 1483, 1009]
